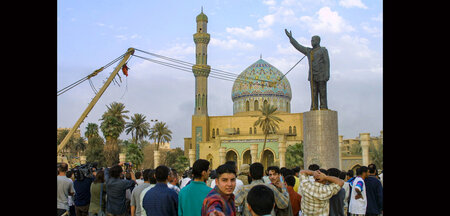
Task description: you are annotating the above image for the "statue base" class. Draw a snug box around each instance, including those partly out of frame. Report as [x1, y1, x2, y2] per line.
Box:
[303, 109, 339, 169]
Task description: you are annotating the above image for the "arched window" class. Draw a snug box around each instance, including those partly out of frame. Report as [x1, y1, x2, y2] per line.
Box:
[293, 126, 297, 135]
[202, 94, 206, 108]
[212, 128, 215, 138]
[254, 100, 259, 111]
[264, 99, 268, 107]
[249, 127, 252, 134]
[216, 128, 219, 135]
[237, 128, 240, 134]
[254, 127, 257, 134]
[246, 101, 250, 111]
[289, 126, 292, 134]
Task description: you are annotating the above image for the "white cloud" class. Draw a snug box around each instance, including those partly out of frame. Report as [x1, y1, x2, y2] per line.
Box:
[226, 26, 272, 39]
[300, 7, 355, 34]
[210, 37, 254, 50]
[258, 14, 276, 28]
[263, 0, 277, 6]
[361, 22, 381, 37]
[339, 0, 368, 9]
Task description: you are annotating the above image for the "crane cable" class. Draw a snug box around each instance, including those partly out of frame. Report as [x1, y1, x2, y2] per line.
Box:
[132, 48, 277, 87]
[57, 52, 127, 96]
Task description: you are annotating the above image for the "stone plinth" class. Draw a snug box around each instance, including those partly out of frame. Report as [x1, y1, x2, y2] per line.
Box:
[188, 149, 196, 167]
[119, 153, 126, 163]
[154, 151, 160, 168]
[303, 109, 339, 169]
[360, 133, 370, 166]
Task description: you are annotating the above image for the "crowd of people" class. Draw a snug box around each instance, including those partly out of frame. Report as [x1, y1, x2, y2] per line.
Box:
[57, 160, 383, 216]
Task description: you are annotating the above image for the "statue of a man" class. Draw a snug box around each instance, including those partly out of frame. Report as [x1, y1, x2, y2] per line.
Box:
[285, 29, 330, 110]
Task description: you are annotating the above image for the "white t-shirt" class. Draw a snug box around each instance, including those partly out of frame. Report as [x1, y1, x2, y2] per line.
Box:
[139, 184, 156, 216]
[180, 177, 191, 189]
[349, 176, 367, 214]
[136, 179, 144, 186]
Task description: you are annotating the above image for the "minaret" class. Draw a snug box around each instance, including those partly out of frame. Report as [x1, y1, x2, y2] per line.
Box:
[191, 8, 211, 160]
[193, 7, 210, 115]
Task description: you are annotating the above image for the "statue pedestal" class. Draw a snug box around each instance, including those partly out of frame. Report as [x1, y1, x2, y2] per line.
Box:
[303, 109, 339, 169]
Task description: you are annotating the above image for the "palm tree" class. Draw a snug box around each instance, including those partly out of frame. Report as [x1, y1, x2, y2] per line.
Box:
[100, 102, 129, 166]
[85, 123, 100, 143]
[149, 121, 172, 151]
[125, 113, 151, 146]
[253, 103, 283, 162]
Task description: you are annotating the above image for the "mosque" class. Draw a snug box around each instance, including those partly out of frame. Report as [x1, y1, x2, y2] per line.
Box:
[183, 10, 303, 170]
[183, 10, 382, 171]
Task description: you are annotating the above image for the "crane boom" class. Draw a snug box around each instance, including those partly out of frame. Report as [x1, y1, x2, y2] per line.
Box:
[57, 48, 135, 153]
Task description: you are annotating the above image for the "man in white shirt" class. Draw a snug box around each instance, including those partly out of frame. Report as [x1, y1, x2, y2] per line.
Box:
[57, 163, 75, 216]
[349, 166, 368, 216]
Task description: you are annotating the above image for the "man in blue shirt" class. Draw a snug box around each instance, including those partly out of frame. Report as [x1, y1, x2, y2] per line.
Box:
[73, 167, 95, 216]
[142, 165, 178, 216]
[364, 164, 383, 216]
[105, 164, 136, 216]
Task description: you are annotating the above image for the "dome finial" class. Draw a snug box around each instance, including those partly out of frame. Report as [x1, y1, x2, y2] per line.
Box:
[201, 6, 203, 13]
[260, 53, 262, 59]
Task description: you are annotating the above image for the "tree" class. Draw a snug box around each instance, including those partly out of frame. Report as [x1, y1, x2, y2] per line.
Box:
[125, 113, 151, 145]
[253, 103, 283, 162]
[172, 155, 189, 174]
[369, 142, 383, 169]
[85, 136, 106, 167]
[126, 143, 144, 170]
[149, 121, 172, 151]
[100, 102, 129, 166]
[163, 148, 185, 168]
[85, 123, 100, 143]
[285, 142, 304, 169]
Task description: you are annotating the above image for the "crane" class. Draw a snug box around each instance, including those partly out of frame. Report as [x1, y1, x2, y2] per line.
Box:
[57, 47, 135, 153]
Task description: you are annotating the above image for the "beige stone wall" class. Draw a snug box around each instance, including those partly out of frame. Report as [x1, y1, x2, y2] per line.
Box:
[187, 112, 303, 169]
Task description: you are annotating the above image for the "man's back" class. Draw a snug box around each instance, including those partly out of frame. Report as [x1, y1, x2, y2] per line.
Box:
[364, 176, 383, 215]
[178, 181, 212, 216]
[130, 182, 150, 216]
[143, 182, 178, 216]
[73, 177, 94, 207]
[57, 175, 75, 210]
[105, 177, 135, 215]
[329, 188, 345, 216]
[299, 173, 341, 216]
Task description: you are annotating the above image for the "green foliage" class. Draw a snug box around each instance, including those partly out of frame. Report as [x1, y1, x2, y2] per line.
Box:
[172, 155, 189, 174]
[85, 123, 100, 140]
[285, 142, 304, 169]
[100, 102, 129, 166]
[126, 143, 144, 169]
[163, 148, 185, 168]
[253, 103, 283, 161]
[149, 121, 172, 151]
[125, 113, 151, 143]
[369, 142, 383, 169]
[85, 136, 106, 167]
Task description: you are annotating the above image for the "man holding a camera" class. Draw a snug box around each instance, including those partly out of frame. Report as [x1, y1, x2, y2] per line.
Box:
[73, 164, 96, 216]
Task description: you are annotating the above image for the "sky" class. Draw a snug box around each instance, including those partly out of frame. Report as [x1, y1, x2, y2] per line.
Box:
[57, 0, 383, 149]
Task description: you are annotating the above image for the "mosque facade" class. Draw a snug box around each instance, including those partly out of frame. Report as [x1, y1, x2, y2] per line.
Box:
[184, 10, 381, 171]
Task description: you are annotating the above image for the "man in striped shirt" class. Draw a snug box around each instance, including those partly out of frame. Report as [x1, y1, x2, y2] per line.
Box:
[298, 169, 344, 216]
[201, 164, 237, 216]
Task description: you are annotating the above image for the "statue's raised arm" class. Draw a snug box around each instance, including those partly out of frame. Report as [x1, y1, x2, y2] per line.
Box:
[284, 29, 308, 55]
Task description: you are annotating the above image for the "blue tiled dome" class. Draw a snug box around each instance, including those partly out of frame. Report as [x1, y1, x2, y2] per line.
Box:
[232, 59, 292, 102]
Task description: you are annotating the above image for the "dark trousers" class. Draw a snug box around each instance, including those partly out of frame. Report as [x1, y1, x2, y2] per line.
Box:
[75, 205, 90, 216]
[310, 80, 327, 110]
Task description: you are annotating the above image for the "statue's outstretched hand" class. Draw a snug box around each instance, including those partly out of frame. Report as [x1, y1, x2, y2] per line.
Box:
[285, 29, 292, 38]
